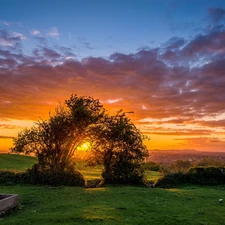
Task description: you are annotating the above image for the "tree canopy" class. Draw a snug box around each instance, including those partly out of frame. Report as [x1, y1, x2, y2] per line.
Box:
[90, 110, 149, 185]
[11, 94, 149, 185]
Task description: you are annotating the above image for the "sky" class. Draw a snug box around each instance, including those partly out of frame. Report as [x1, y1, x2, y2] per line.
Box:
[1, 0, 225, 152]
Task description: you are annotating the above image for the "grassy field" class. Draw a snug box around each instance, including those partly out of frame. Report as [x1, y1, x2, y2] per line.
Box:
[1, 154, 225, 225]
[0, 154, 37, 171]
[1, 185, 225, 225]
[0, 154, 160, 182]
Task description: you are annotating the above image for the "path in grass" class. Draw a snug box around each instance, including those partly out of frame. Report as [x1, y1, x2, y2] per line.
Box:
[0, 185, 225, 225]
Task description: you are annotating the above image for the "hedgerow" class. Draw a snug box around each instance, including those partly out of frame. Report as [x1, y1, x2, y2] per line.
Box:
[154, 166, 225, 188]
[0, 164, 85, 187]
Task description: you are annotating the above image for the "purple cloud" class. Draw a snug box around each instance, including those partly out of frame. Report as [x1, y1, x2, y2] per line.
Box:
[1, 16, 225, 149]
[208, 7, 225, 24]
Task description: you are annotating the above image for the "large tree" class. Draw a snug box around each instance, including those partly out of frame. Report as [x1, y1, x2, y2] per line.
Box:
[11, 94, 149, 185]
[91, 110, 149, 185]
[11, 94, 105, 173]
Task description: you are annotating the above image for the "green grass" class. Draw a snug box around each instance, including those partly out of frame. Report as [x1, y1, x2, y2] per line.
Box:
[145, 170, 163, 183]
[1, 154, 225, 224]
[0, 154, 37, 171]
[76, 161, 102, 181]
[0, 154, 161, 182]
[76, 161, 162, 182]
[1, 185, 225, 225]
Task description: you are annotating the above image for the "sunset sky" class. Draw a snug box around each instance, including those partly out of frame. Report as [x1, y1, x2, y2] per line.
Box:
[1, 0, 225, 152]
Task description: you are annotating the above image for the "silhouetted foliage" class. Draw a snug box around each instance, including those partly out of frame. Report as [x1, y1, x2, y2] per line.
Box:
[167, 160, 192, 173]
[25, 163, 85, 186]
[154, 166, 225, 188]
[10, 95, 105, 186]
[11, 95, 104, 173]
[188, 166, 225, 185]
[0, 167, 85, 186]
[195, 157, 225, 167]
[11, 94, 148, 186]
[154, 172, 188, 188]
[0, 171, 25, 185]
[92, 110, 149, 185]
[142, 161, 161, 172]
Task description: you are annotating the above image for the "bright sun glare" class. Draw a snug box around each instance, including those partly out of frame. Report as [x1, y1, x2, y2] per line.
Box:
[77, 142, 90, 151]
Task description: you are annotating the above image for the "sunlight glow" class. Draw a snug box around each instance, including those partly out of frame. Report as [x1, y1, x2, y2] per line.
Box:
[77, 142, 91, 151]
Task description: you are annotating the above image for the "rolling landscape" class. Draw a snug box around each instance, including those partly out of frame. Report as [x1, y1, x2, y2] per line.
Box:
[1, 0, 225, 224]
[0, 154, 225, 225]
[148, 150, 225, 164]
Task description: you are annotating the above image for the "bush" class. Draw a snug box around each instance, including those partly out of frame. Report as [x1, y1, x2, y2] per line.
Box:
[154, 172, 189, 188]
[142, 161, 161, 172]
[0, 164, 85, 187]
[25, 164, 85, 186]
[0, 170, 26, 185]
[168, 160, 192, 173]
[102, 164, 146, 186]
[154, 166, 225, 188]
[195, 157, 225, 167]
[188, 166, 225, 185]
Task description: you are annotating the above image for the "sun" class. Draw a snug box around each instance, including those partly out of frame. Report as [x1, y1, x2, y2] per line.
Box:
[77, 142, 90, 151]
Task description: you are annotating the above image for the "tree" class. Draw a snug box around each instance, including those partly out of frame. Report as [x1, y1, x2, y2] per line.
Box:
[11, 94, 105, 174]
[169, 160, 192, 173]
[11, 94, 149, 186]
[91, 110, 149, 185]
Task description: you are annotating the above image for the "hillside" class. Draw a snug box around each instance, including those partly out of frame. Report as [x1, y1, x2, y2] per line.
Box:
[148, 150, 225, 164]
[0, 154, 37, 171]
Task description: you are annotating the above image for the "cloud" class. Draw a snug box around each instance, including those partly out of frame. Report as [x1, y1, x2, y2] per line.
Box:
[0, 124, 24, 129]
[30, 30, 41, 36]
[0, 40, 224, 122]
[0, 135, 14, 139]
[43, 47, 61, 58]
[47, 27, 60, 39]
[1, 16, 225, 151]
[0, 30, 23, 47]
[0, 20, 10, 26]
[77, 37, 94, 49]
[13, 32, 27, 40]
[143, 129, 211, 136]
[105, 98, 123, 104]
[207, 7, 225, 24]
[163, 37, 186, 50]
[174, 137, 225, 151]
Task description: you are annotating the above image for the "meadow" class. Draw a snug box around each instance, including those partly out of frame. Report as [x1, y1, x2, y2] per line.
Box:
[0, 154, 36, 171]
[0, 154, 225, 225]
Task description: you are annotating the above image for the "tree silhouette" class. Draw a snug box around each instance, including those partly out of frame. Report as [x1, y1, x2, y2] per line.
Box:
[92, 110, 149, 185]
[11, 94, 148, 185]
[11, 94, 105, 173]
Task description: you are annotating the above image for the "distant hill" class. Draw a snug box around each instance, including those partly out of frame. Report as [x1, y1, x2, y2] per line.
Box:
[148, 149, 225, 164]
[0, 154, 37, 171]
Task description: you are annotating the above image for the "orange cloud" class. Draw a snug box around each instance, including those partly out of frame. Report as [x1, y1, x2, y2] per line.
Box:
[1, 22, 225, 151]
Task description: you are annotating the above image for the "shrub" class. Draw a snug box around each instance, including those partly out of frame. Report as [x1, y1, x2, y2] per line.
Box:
[0, 164, 85, 187]
[102, 166, 146, 186]
[168, 160, 192, 173]
[195, 157, 225, 167]
[188, 166, 225, 185]
[154, 166, 225, 188]
[0, 170, 26, 185]
[154, 172, 189, 188]
[142, 161, 161, 172]
[25, 164, 85, 186]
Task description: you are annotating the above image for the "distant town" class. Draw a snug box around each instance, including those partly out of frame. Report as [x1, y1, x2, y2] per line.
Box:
[148, 149, 225, 164]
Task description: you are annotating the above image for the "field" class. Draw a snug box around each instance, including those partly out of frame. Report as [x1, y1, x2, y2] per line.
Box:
[1, 154, 225, 225]
[0, 154, 36, 171]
